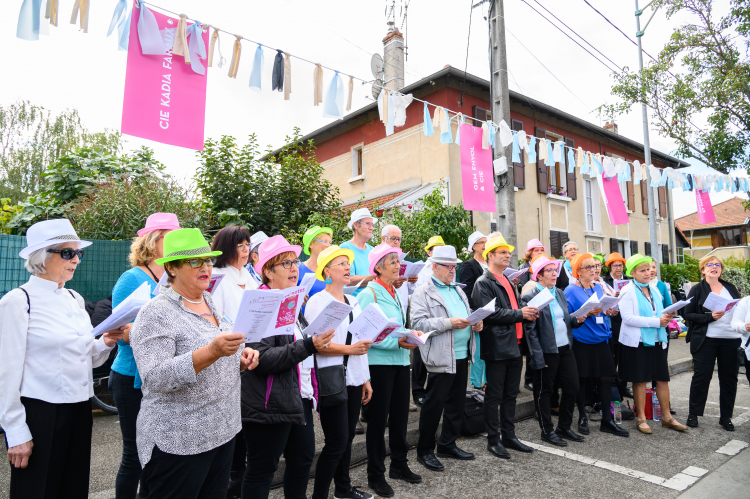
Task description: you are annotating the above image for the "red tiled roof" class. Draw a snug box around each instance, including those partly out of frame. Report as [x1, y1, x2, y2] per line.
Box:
[675, 197, 749, 231]
[342, 190, 409, 214]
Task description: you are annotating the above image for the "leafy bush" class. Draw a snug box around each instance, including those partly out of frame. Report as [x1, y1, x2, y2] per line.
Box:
[660, 254, 701, 291]
[722, 266, 750, 296]
[0, 198, 23, 234]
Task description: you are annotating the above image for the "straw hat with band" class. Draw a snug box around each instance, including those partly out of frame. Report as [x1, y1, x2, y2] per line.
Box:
[482, 234, 515, 260]
[570, 252, 594, 279]
[625, 254, 653, 278]
[154, 229, 221, 266]
[605, 252, 627, 268]
[424, 235, 445, 253]
[315, 245, 355, 281]
[302, 226, 333, 256]
[253, 235, 302, 275]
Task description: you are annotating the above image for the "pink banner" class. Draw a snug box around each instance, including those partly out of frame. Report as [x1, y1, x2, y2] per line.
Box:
[696, 189, 716, 224]
[121, 3, 208, 150]
[459, 124, 495, 213]
[599, 175, 630, 225]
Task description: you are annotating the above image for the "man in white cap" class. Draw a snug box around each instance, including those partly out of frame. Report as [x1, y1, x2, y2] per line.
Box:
[246, 231, 269, 287]
[340, 208, 377, 297]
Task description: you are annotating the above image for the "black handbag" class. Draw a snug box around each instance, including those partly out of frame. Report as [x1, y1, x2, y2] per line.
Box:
[314, 297, 355, 408]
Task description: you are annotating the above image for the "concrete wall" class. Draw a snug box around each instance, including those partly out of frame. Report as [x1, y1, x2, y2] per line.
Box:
[701, 246, 750, 261]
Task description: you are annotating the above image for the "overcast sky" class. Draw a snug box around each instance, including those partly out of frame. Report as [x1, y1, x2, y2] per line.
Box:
[1, 0, 741, 218]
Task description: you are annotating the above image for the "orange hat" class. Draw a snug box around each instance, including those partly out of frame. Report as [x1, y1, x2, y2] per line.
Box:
[605, 252, 626, 268]
[530, 253, 548, 265]
[571, 252, 593, 279]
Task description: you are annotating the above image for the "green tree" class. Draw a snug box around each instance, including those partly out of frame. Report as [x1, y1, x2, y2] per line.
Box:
[604, 0, 749, 172]
[194, 129, 342, 235]
[0, 101, 123, 202]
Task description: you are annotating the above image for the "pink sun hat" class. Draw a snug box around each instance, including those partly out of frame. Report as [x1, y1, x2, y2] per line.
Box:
[254, 235, 302, 275]
[137, 212, 181, 237]
[368, 242, 403, 276]
[526, 238, 547, 252]
[531, 255, 562, 281]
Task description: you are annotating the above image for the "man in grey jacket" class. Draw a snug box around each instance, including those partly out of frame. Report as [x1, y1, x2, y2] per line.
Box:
[410, 246, 483, 472]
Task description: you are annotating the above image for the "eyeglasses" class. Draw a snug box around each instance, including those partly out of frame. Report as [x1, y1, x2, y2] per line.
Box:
[184, 257, 216, 269]
[385, 236, 402, 243]
[237, 243, 250, 250]
[273, 259, 302, 270]
[329, 261, 351, 269]
[435, 263, 457, 271]
[382, 256, 401, 267]
[610, 263, 624, 269]
[582, 264, 602, 272]
[314, 238, 332, 246]
[705, 263, 722, 268]
[356, 221, 374, 228]
[47, 248, 84, 260]
[541, 268, 558, 275]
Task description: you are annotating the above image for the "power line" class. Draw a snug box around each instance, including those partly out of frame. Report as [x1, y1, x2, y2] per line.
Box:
[581, 0, 660, 64]
[459, 0, 474, 107]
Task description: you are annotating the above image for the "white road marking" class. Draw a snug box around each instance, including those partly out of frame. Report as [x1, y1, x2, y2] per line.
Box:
[730, 409, 750, 426]
[715, 439, 749, 456]
[681, 466, 709, 478]
[670, 396, 750, 411]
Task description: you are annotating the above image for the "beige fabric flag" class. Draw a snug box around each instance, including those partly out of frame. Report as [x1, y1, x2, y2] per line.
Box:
[172, 15, 191, 64]
[208, 28, 219, 67]
[313, 64, 323, 106]
[46, 0, 59, 26]
[228, 36, 242, 78]
[69, 0, 89, 33]
[481, 123, 490, 150]
[576, 147, 584, 169]
[381, 90, 389, 125]
[283, 53, 292, 100]
[346, 76, 354, 112]
[538, 138, 548, 162]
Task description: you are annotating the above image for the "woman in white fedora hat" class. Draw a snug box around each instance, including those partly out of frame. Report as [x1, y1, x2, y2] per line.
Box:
[0, 219, 126, 498]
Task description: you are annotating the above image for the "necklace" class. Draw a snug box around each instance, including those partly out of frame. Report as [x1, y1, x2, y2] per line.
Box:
[181, 295, 204, 304]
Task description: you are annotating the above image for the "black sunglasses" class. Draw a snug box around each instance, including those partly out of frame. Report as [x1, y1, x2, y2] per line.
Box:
[47, 248, 84, 260]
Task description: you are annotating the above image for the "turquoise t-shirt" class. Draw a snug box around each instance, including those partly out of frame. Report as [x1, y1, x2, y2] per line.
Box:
[434, 279, 471, 360]
[111, 267, 158, 389]
[340, 241, 373, 297]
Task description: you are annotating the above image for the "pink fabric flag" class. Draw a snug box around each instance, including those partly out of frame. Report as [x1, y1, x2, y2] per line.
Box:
[460, 124, 495, 213]
[121, 2, 208, 150]
[695, 189, 716, 224]
[599, 175, 630, 225]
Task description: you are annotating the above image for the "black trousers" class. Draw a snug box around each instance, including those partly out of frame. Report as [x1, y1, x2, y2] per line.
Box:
[366, 365, 411, 482]
[532, 346, 579, 433]
[576, 376, 613, 423]
[417, 358, 469, 455]
[609, 329, 629, 394]
[689, 337, 741, 419]
[521, 339, 533, 385]
[7, 398, 92, 499]
[484, 356, 523, 442]
[411, 349, 428, 402]
[143, 439, 234, 499]
[313, 384, 363, 499]
[242, 399, 315, 499]
[230, 431, 246, 479]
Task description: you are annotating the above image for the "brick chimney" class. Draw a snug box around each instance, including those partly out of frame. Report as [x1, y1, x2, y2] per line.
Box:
[604, 120, 619, 134]
[382, 21, 405, 91]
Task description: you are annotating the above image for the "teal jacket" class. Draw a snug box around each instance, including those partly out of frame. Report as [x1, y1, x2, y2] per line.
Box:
[357, 281, 410, 366]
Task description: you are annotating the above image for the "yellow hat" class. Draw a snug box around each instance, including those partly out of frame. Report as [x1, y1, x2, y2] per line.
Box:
[315, 245, 355, 281]
[424, 235, 445, 252]
[482, 234, 515, 260]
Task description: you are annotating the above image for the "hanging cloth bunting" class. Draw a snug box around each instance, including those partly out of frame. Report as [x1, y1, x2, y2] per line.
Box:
[16, 0, 42, 41]
[171, 14, 190, 63]
[602, 156, 616, 177]
[455, 114, 465, 145]
[391, 94, 413, 128]
[498, 120, 513, 147]
[538, 138, 548, 163]
[648, 165, 661, 187]
[45, 0, 59, 27]
[527, 135, 537, 163]
[552, 141, 563, 164]
[323, 71, 344, 119]
[632, 160, 641, 185]
[545, 140, 555, 167]
[593, 154, 603, 175]
[248, 44, 264, 91]
[567, 147, 576, 173]
[283, 53, 292, 100]
[433, 107, 452, 144]
[208, 28, 224, 68]
[107, 0, 127, 37]
[489, 123, 496, 149]
[137, 4, 166, 55]
[576, 147, 584, 171]
[517, 130, 528, 151]
[271, 50, 284, 92]
[511, 132, 520, 162]
[346, 76, 354, 112]
[580, 152, 590, 174]
[313, 64, 324, 106]
[423, 102, 434, 136]
[481, 123, 490, 150]
[117, 5, 132, 51]
[69, 0, 89, 33]
[185, 21, 207, 75]
[228, 35, 241, 78]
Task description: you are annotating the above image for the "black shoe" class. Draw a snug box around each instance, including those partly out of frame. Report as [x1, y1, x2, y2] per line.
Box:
[414, 397, 425, 407]
[335, 486, 373, 499]
[487, 441, 510, 459]
[686, 414, 698, 427]
[541, 431, 567, 447]
[355, 419, 364, 435]
[719, 418, 735, 431]
[623, 388, 634, 399]
[600, 420, 629, 437]
[360, 413, 368, 423]
[367, 480, 394, 498]
[436, 446, 475, 460]
[389, 467, 422, 484]
[578, 416, 590, 435]
[226, 478, 241, 499]
[670, 408, 677, 415]
[416, 453, 444, 471]
[502, 438, 533, 453]
[524, 382, 534, 391]
[555, 428, 585, 442]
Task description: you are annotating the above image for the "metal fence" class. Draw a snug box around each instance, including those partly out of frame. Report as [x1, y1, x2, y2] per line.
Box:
[0, 235, 133, 302]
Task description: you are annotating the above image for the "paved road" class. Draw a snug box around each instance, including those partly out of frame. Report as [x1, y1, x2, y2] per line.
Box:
[2, 339, 749, 498]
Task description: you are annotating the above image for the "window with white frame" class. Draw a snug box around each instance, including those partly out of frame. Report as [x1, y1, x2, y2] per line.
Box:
[351, 144, 363, 177]
[584, 179, 594, 231]
[546, 132, 566, 196]
[676, 247, 684, 264]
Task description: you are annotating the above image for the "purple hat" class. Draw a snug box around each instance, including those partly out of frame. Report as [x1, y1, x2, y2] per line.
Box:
[254, 235, 302, 275]
[531, 255, 562, 282]
[137, 213, 181, 237]
[526, 238, 547, 252]
[368, 242, 403, 276]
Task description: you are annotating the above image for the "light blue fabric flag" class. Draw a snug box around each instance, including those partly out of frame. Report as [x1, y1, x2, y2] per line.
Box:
[17, 0, 42, 41]
[649, 169, 660, 187]
[249, 44, 264, 92]
[108, 0, 128, 37]
[512, 132, 521, 163]
[624, 163, 632, 182]
[440, 121, 453, 144]
[581, 153, 590, 175]
[731, 178, 737, 193]
[489, 124, 496, 149]
[545, 141, 555, 167]
[323, 71, 344, 119]
[567, 147, 575, 173]
[742, 178, 749, 193]
[527, 136, 537, 163]
[455, 115, 466, 145]
[423, 103, 434, 136]
[592, 156, 603, 175]
[658, 171, 669, 187]
[118, 7, 132, 51]
[137, 5, 166, 55]
[185, 21, 207, 75]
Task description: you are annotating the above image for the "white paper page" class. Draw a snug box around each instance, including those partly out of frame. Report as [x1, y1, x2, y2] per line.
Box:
[207, 274, 225, 295]
[403, 261, 426, 278]
[467, 298, 496, 325]
[702, 292, 740, 313]
[300, 272, 317, 297]
[570, 293, 601, 318]
[503, 268, 529, 281]
[233, 289, 284, 343]
[264, 285, 306, 337]
[343, 277, 369, 295]
[597, 295, 622, 312]
[371, 321, 410, 345]
[92, 282, 151, 336]
[304, 298, 353, 337]
[347, 303, 389, 343]
[399, 330, 435, 345]
[613, 279, 630, 292]
[527, 287, 555, 311]
[152, 271, 169, 297]
[662, 297, 692, 315]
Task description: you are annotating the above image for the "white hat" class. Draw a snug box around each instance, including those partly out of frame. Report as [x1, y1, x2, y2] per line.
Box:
[428, 245, 462, 264]
[347, 208, 377, 230]
[468, 231, 486, 250]
[250, 231, 269, 249]
[19, 219, 92, 260]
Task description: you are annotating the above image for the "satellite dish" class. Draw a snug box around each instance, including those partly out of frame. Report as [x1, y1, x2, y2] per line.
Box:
[371, 54, 384, 78]
[372, 79, 383, 100]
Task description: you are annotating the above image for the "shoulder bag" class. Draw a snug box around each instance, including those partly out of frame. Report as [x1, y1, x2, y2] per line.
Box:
[314, 296, 355, 408]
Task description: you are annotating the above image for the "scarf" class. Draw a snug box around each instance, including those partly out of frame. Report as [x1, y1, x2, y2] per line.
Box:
[431, 276, 461, 289]
[535, 282, 561, 325]
[634, 280, 667, 347]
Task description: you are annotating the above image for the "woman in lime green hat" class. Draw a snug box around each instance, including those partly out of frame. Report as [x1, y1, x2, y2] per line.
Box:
[298, 226, 333, 304]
